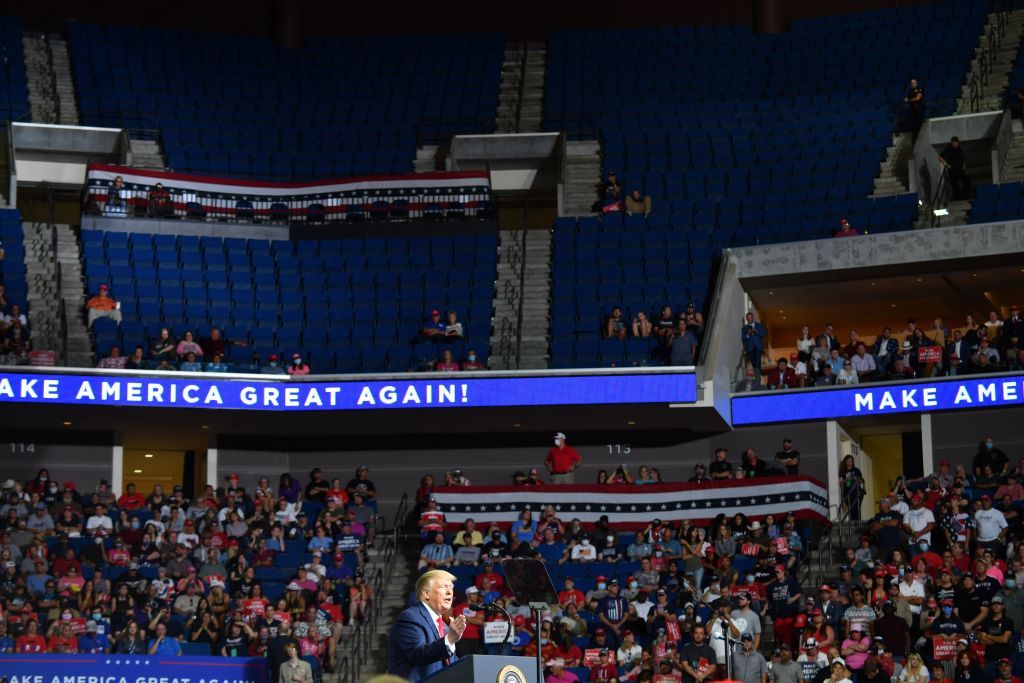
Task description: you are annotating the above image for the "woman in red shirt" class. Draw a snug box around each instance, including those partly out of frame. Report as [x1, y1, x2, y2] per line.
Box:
[16, 619, 47, 653]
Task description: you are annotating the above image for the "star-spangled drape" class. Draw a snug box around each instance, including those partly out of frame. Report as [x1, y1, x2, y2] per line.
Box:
[431, 476, 829, 530]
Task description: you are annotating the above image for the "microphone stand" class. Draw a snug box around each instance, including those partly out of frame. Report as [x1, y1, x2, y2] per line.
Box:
[479, 602, 514, 647]
[681, 577, 735, 681]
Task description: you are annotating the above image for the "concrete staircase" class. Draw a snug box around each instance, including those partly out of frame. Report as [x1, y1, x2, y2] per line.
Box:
[496, 42, 546, 134]
[48, 35, 79, 125]
[870, 133, 913, 196]
[22, 222, 92, 366]
[916, 199, 972, 229]
[1000, 120, 1024, 182]
[127, 137, 166, 170]
[956, 9, 1024, 114]
[488, 228, 552, 370]
[562, 140, 602, 216]
[413, 145, 442, 172]
[22, 33, 57, 123]
[350, 543, 418, 682]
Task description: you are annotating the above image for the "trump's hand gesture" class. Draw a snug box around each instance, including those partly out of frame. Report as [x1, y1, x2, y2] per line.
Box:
[446, 614, 467, 645]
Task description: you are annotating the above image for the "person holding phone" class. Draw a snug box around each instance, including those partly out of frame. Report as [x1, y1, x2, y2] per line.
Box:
[147, 622, 181, 656]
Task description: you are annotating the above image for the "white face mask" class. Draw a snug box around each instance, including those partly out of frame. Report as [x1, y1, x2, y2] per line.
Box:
[554, 440, 560, 446]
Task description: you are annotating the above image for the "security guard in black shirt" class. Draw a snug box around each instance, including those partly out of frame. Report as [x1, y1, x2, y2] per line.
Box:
[905, 78, 925, 138]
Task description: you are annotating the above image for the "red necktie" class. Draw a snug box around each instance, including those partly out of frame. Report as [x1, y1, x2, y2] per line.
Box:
[437, 616, 451, 665]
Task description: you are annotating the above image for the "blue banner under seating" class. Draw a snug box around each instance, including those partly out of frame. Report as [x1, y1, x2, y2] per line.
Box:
[3, 653, 267, 683]
[83, 164, 494, 223]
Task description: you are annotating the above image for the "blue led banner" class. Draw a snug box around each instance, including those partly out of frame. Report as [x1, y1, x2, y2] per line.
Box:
[731, 373, 1024, 425]
[0, 371, 697, 411]
[3, 654, 267, 683]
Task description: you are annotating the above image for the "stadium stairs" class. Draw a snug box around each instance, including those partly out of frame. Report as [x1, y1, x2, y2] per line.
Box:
[353, 541, 420, 682]
[489, 228, 553, 370]
[23, 221, 93, 365]
[496, 42, 547, 134]
[562, 140, 603, 216]
[22, 31, 79, 125]
[955, 8, 1024, 114]
[22, 33, 56, 123]
[870, 132, 913, 196]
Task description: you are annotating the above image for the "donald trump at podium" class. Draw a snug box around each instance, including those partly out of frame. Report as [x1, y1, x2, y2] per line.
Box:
[388, 569, 467, 682]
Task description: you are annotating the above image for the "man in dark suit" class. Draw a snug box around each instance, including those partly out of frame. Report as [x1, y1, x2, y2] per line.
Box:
[387, 569, 467, 682]
[740, 312, 766, 380]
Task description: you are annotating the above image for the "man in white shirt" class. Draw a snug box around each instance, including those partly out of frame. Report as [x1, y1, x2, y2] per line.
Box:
[898, 571, 925, 616]
[616, 630, 643, 667]
[85, 503, 113, 536]
[570, 535, 597, 562]
[851, 344, 877, 382]
[709, 598, 741, 665]
[901, 493, 935, 551]
[974, 495, 1008, 548]
[177, 520, 200, 549]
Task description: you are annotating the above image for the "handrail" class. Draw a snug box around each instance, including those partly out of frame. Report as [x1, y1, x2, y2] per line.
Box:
[46, 188, 70, 366]
[514, 42, 527, 134]
[808, 484, 862, 589]
[515, 227, 528, 369]
[929, 166, 950, 227]
[335, 492, 407, 678]
[45, 36, 61, 124]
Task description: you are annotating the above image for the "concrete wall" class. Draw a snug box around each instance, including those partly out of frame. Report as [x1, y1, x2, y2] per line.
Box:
[0, 442, 115, 492]
[217, 422, 831, 523]
[731, 219, 1024, 279]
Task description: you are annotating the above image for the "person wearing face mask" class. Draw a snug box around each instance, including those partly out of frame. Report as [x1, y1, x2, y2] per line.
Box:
[599, 534, 622, 562]
[545, 432, 582, 484]
[261, 354, 287, 375]
[586, 575, 610, 604]
[287, 354, 310, 376]
[462, 349, 487, 370]
[973, 437, 1009, 477]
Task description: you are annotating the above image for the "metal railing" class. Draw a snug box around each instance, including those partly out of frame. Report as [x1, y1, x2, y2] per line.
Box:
[968, 1, 1012, 113]
[46, 188, 71, 367]
[515, 228, 528, 368]
[514, 42, 528, 134]
[336, 492, 408, 680]
[808, 485, 864, 590]
[928, 166, 950, 227]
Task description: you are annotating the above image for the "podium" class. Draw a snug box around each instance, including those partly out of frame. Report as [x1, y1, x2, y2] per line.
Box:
[425, 655, 537, 683]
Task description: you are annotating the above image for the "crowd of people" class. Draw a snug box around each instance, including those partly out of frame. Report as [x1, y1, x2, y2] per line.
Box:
[0, 465, 381, 680]
[0, 282, 32, 363]
[402, 437, 1024, 683]
[604, 303, 706, 367]
[741, 312, 1024, 390]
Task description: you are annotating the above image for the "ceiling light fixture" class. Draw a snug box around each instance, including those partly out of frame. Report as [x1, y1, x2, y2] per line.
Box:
[133, 469, 142, 474]
[62, 421, 72, 426]
[144, 453, 154, 458]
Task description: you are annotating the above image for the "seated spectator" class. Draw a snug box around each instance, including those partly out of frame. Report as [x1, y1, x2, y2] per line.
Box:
[104, 176, 127, 216]
[179, 352, 202, 372]
[260, 354, 287, 375]
[4, 303, 27, 328]
[418, 532, 454, 570]
[654, 306, 675, 346]
[851, 344, 876, 382]
[461, 349, 487, 370]
[837, 359, 858, 385]
[444, 311, 463, 340]
[632, 310, 652, 338]
[436, 349, 460, 372]
[85, 285, 121, 327]
[97, 346, 127, 370]
[421, 309, 446, 340]
[605, 307, 627, 340]
[124, 346, 146, 370]
[835, 218, 859, 238]
[4, 319, 30, 358]
[199, 328, 247, 359]
[624, 189, 652, 217]
[287, 354, 310, 375]
[148, 182, 172, 217]
[149, 328, 177, 363]
[175, 331, 203, 361]
[600, 172, 624, 213]
[206, 353, 228, 372]
[889, 358, 915, 380]
[767, 357, 799, 390]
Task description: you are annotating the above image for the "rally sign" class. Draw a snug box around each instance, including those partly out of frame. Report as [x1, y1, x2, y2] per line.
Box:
[0, 370, 697, 412]
[3, 654, 267, 683]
